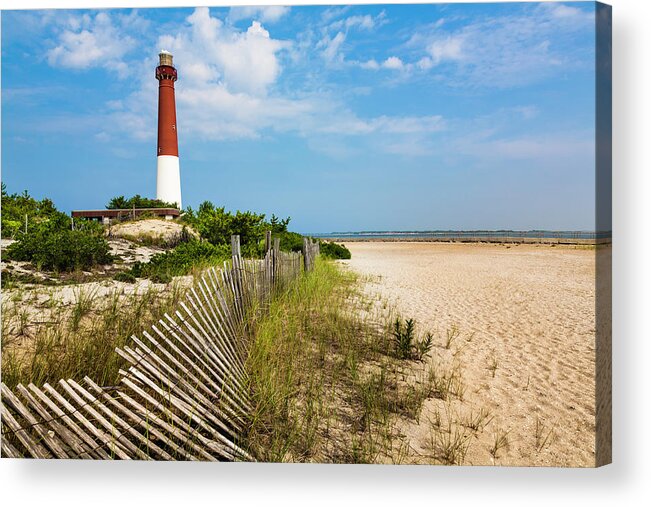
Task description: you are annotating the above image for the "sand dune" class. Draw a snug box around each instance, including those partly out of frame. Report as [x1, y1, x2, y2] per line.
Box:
[342, 241, 600, 466]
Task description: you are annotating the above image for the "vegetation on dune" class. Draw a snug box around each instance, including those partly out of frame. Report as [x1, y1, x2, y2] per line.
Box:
[2, 184, 351, 282]
[392, 317, 433, 361]
[1, 188, 483, 465]
[319, 240, 352, 260]
[3, 186, 112, 272]
[1, 282, 188, 389]
[127, 200, 351, 280]
[106, 194, 178, 210]
[1, 183, 64, 239]
[183, 201, 268, 256]
[130, 240, 231, 283]
[245, 258, 435, 463]
[7, 228, 113, 272]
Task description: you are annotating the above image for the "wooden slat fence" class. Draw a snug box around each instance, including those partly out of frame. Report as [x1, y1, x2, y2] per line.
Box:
[1, 234, 315, 460]
[302, 237, 320, 272]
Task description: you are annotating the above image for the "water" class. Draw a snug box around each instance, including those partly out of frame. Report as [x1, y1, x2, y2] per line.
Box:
[308, 230, 611, 241]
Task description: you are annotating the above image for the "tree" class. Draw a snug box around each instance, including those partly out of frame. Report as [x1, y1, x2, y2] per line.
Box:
[106, 194, 177, 210]
[269, 214, 291, 233]
[1, 185, 68, 239]
[184, 201, 267, 254]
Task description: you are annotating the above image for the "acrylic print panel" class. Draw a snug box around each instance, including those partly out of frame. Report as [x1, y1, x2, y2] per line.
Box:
[0, 2, 611, 466]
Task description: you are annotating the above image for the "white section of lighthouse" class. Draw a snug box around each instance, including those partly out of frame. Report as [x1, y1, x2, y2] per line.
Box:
[155, 50, 182, 209]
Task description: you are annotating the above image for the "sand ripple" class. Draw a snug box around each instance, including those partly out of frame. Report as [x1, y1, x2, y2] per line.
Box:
[343, 242, 597, 467]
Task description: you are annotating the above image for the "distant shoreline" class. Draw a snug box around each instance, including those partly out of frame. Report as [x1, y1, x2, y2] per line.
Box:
[318, 236, 610, 246]
[308, 230, 611, 245]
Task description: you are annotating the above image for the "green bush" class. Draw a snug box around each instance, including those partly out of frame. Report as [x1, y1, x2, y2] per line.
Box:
[131, 240, 230, 281]
[114, 271, 136, 283]
[1, 184, 65, 239]
[6, 228, 113, 272]
[269, 214, 290, 233]
[319, 241, 352, 260]
[3, 185, 111, 272]
[275, 231, 305, 253]
[106, 194, 177, 210]
[184, 201, 267, 255]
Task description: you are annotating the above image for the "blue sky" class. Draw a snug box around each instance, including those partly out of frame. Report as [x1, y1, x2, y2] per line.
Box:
[2, 2, 597, 233]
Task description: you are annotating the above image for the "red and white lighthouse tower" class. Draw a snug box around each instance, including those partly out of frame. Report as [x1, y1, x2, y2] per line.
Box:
[155, 50, 182, 209]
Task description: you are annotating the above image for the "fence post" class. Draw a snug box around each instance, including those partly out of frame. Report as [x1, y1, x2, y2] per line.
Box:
[273, 237, 280, 283]
[231, 234, 241, 259]
[231, 235, 243, 311]
[302, 237, 309, 272]
[265, 230, 272, 254]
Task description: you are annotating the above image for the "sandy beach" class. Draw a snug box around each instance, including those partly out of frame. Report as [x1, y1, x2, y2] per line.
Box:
[343, 241, 600, 466]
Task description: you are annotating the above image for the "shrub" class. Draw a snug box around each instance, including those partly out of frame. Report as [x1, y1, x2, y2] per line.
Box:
[1, 184, 65, 239]
[131, 240, 230, 281]
[320, 241, 352, 260]
[269, 214, 291, 233]
[114, 271, 137, 283]
[106, 194, 177, 210]
[275, 231, 305, 253]
[184, 201, 267, 253]
[6, 228, 112, 272]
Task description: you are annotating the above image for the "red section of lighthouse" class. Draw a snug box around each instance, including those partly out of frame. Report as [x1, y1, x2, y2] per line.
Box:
[155, 50, 182, 209]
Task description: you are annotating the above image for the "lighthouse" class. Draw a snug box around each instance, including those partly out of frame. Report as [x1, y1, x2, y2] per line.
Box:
[155, 50, 182, 209]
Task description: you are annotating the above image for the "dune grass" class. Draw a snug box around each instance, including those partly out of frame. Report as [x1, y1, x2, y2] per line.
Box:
[2, 255, 449, 463]
[243, 258, 436, 463]
[1, 281, 189, 389]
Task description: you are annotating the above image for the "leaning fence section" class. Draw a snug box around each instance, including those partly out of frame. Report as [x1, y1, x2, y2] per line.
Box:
[1, 234, 316, 460]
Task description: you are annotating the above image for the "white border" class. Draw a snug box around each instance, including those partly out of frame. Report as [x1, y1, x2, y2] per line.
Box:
[1, 1, 649, 505]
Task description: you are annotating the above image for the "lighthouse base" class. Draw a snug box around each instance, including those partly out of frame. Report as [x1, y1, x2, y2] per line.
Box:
[156, 155, 182, 209]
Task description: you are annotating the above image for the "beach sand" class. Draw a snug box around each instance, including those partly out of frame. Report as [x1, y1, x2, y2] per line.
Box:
[342, 241, 600, 466]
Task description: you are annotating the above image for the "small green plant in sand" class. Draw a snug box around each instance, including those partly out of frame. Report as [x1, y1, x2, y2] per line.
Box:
[534, 417, 555, 452]
[392, 318, 433, 361]
[462, 407, 494, 432]
[444, 324, 461, 349]
[490, 427, 511, 459]
[428, 363, 466, 401]
[429, 415, 472, 465]
[487, 351, 499, 378]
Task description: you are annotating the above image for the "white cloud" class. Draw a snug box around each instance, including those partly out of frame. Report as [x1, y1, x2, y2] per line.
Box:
[46, 11, 146, 78]
[513, 106, 540, 120]
[159, 8, 289, 96]
[371, 115, 445, 134]
[427, 36, 465, 64]
[416, 57, 433, 70]
[360, 59, 380, 70]
[317, 11, 388, 66]
[320, 6, 351, 23]
[382, 56, 404, 70]
[318, 31, 346, 64]
[329, 12, 385, 32]
[544, 3, 589, 20]
[41, 7, 449, 155]
[401, 3, 594, 87]
[228, 6, 290, 24]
